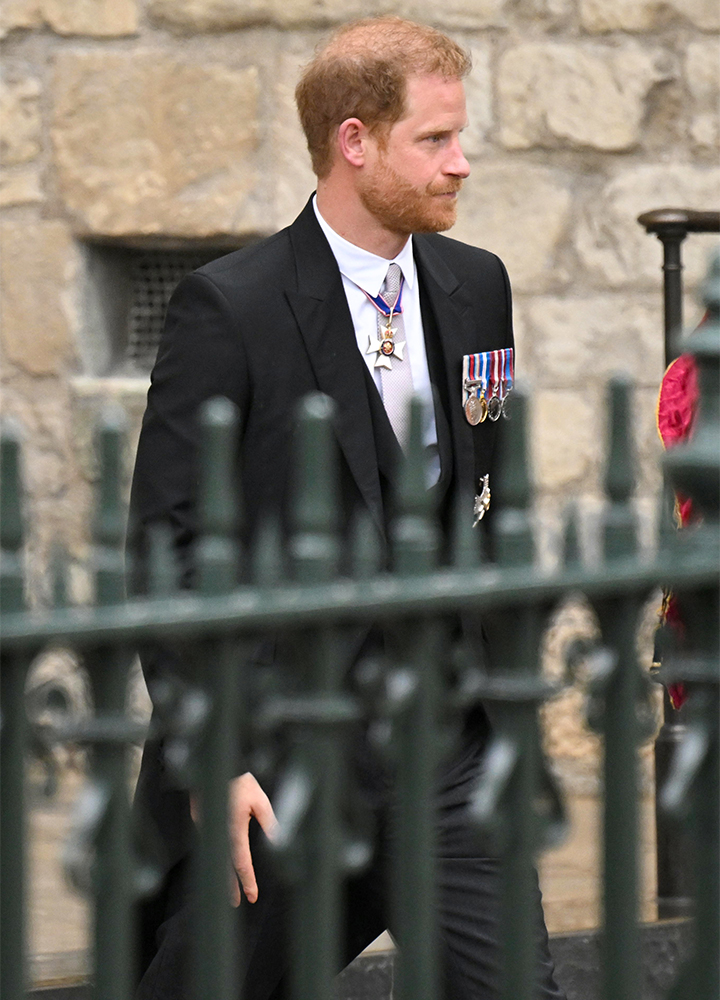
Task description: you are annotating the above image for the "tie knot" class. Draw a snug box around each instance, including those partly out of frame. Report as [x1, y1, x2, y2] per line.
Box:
[382, 263, 402, 307]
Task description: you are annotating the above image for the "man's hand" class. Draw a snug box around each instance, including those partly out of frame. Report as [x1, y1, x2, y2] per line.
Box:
[190, 772, 278, 906]
[228, 772, 278, 906]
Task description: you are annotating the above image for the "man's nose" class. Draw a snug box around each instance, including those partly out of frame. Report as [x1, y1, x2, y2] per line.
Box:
[445, 138, 470, 178]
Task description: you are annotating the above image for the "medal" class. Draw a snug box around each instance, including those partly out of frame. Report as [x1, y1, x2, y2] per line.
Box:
[462, 353, 489, 425]
[487, 351, 502, 420]
[464, 395, 486, 425]
[500, 349, 514, 418]
[462, 349, 514, 426]
[473, 474, 491, 526]
[362, 279, 406, 370]
[487, 391, 502, 421]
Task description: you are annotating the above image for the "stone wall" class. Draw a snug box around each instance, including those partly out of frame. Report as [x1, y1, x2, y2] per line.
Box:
[1, 1, 718, 777]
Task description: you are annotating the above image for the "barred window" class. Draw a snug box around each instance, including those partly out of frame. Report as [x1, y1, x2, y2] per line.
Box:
[80, 240, 251, 377]
[126, 250, 220, 371]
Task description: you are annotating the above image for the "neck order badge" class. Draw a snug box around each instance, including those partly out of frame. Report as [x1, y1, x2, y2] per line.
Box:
[363, 270, 406, 370]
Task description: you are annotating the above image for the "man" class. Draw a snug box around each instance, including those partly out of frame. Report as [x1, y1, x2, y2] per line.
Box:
[129, 16, 565, 999]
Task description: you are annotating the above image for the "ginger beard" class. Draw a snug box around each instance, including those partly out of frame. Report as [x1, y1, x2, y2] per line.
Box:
[358, 150, 463, 238]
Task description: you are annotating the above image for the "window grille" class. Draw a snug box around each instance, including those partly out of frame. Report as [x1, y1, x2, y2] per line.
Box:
[126, 249, 223, 372]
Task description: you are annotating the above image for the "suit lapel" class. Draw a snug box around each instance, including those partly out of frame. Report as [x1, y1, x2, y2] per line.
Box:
[414, 237, 477, 498]
[286, 202, 385, 534]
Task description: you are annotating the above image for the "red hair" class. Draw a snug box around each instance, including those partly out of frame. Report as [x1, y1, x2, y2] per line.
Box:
[295, 17, 471, 179]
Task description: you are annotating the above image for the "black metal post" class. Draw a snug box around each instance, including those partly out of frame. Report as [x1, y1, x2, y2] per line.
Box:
[637, 208, 720, 919]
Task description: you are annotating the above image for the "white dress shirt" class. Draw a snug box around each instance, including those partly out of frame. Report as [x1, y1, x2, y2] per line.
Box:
[313, 197, 439, 480]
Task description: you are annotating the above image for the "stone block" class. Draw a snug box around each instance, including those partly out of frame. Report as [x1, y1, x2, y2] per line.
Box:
[460, 41, 492, 159]
[532, 389, 599, 494]
[51, 52, 262, 237]
[148, 0, 393, 31]
[498, 43, 674, 152]
[451, 162, 572, 293]
[0, 0, 138, 37]
[148, 0, 504, 30]
[398, 0, 506, 30]
[580, 0, 720, 32]
[0, 77, 41, 166]
[0, 221, 78, 376]
[521, 294, 664, 390]
[687, 40, 720, 149]
[519, 0, 573, 23]
[148, 0, 280, 31]
[270, 43, 317, 230]
[575, 164, 720, 289]
[0, 167, 42, 206]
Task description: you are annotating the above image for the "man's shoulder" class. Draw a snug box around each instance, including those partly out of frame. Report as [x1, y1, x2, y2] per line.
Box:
[195, 228, 293, 291]
[416, 231, 504, 272]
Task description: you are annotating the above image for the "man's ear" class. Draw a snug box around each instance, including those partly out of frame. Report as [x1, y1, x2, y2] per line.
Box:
[337, 118, 368, 168]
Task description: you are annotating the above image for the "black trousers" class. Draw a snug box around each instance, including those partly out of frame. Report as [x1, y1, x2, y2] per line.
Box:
[135, 736, 566, 1000]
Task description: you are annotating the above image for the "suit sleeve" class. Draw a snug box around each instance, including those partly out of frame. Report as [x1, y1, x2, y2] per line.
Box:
[127, 271, 250, 679]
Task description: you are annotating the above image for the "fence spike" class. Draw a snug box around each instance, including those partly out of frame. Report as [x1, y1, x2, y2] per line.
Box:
[351, 509, 383, 580]
[562, 505, 581, 568]
[492, 388, 534, 568]
[493, 388, 531, 512]
[148, 523, 177, 596]
[603, 378, 637, 560]
[197, 397, 240, 595]
[198, 397, 239, 539]
[657, 479, 678, 554]
[93, 405, 127, 548]
[51, 545, 69, 608]
[288, 392, 344, 1000]
[92, 405, 128, 607]
[604, 376, 635, 506]
[193, 395, 243, 1000]
[1, 421, 25, 612]
[86, 405, 135, 1000]
[252, 517, 284, 587]
[452, 489, 482, 570]
[397, 395, 431, 517]
[291, 392, 339, 583]
[394, 396, 439, 577]
[1, 420, 24, 553]
[0, 419, 28, 1000]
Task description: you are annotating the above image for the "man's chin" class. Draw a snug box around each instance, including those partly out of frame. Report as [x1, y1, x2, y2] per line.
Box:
[414, 207, 458, 234]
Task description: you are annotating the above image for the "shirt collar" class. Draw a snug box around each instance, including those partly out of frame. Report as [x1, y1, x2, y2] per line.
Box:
[313, 195, 416, 296]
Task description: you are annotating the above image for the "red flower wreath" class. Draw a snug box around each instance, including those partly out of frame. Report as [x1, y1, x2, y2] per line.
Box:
[655, 324, 705, 710]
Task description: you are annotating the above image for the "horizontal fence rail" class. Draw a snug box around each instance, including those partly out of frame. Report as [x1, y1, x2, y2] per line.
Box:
[2, 252, 719, 1000]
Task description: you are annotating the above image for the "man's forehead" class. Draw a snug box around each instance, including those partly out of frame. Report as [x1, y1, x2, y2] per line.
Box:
[399, 73, 468, 122]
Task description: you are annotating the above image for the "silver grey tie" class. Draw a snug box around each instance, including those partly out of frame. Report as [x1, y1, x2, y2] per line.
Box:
[379, 263, 414, 448]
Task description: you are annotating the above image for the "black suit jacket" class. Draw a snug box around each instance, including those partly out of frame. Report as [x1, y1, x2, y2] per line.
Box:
[128, 196, 514, 869]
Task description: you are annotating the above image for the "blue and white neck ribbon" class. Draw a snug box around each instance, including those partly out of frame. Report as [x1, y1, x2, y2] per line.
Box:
[361, 279, 405, 320]
[362, 277, 406, 369]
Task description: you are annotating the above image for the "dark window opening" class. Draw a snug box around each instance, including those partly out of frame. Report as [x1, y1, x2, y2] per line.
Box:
[126, 250, 222, 371]
[81, 240, 253, 376]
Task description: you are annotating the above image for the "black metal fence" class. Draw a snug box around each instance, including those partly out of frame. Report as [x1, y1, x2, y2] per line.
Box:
[637, 208, 720, 922]
[2, 254, 718, 1000]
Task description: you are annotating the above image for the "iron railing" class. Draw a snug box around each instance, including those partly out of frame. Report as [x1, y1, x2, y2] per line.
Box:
[638, 207, 720, 920]
[1, 254, 718, 1000]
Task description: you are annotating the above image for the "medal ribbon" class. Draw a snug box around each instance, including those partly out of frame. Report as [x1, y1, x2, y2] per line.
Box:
[361, 277, 405, 321]
[464, 349, 514, 403]
[501, 348, 514, 403]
